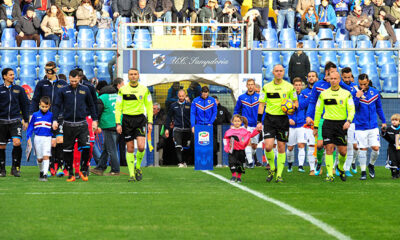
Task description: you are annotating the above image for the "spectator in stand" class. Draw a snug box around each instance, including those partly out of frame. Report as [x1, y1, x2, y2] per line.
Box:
[91, 0, 103, 12]
[166, 82, 181, 110]
[217, 2, 242, 22]
[33, 0, 51, 21]
[363, 0, 374, 17]
[56, 0, 80, 16]
[97, 9, 112, 29]
[346, 5, 372, 47]
[273, 0, 297, 33]
[15, 6, 40, 47]
[385, 0, 395, 6]
[149, 0, 172, 33]
[244, 9, 266, 41]
[390, 0, 400, 26]
[112, 0, 135, 18]
[76, 0, 98, 37]
[299, 6, 319, 41]
[203, 20, 225, 47]
[317, 0, 336, 31]
[171, 0, 188, 28]
[227, 18, 242, 48]
[288, 42, 310, 83]
[333, 0, 350, 16]
[153, 102, 167, 166]
[0, 0, 21, 35]
[373, 0, 390, 19]
[187, 0, 205, 25]
[131, 0, 155, 24]
[20, 0, 32, 16]
[296, 0, 314, 16]
[198, 0, 222, 22]
[371, 9, 398, 46]
[40, 5, 68, 47]
[252, 0, 270, 26]
[187, 81, 201, 101]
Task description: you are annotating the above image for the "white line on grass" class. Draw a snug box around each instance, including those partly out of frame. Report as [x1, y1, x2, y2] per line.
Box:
[203, 170, 351, 240]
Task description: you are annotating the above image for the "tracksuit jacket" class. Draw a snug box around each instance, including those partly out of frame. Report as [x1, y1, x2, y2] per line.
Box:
[0, 84, 29, 123]
[353, 87, 386, 130]
[53, 84, 98, 123]
[30, 77, 68, 114]
[288, 91, 309, 128]
[233, 92, 259, 127]
[166, 101, 191, 130]
[190, 96, 217, 126]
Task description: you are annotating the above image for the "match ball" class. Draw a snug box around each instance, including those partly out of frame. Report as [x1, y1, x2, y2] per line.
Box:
[281, 99, 295, 114]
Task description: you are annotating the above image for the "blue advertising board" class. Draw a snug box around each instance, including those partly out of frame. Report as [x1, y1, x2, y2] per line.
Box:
[194, 125, 214, 170]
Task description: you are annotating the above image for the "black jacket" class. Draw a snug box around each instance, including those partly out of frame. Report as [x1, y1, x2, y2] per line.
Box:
[299, 17, 320, 40]
[172, 0, 188, 13]
[30, 77, 68, 115]
[81, 79, 98, 117]
[112, 0, 136, 17]
[188, 0, 205, 11]
[288, 51, 310, 82]
[53, 84, 98, 122]
[382, 125, 400, 150]
[0, 84, 29, 123]
[165, 101, 191, 130]
[0, 2, 21, 22]
[15, 15, 40, 35]
[214, 104, 231, 126]
[131, 5, 155, 23]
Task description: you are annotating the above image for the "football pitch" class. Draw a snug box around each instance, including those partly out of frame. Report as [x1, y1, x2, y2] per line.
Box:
[1, 166, 399, 239]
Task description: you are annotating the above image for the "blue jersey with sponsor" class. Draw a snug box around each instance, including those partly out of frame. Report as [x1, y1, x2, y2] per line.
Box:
[288, 90, 309, 128]
[353, 87, 386, 130]
[190, 96, 217, 126]
[233, 92, 259, 127]
[26, 110, 53, 140]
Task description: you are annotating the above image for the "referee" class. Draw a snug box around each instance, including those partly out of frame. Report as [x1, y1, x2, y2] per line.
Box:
[256, 64, 298, 183]
[0, 68, 30, 177]
[313, 71, 355, 182]
[115, 68, 153, 182]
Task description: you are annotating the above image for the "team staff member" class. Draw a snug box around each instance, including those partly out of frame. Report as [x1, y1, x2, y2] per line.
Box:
[234, 79, 260, 167]
[190, 86, 217, 132]
[256, 64, 298, 183]
[165, 89, 191, 168]
[30, 61, 68, 177]
[353, 74, 386, 180]
[115, 68, 153, 182]
[52, 69, 98, 182]
[313, 71, 355, 182]
[0, 68, 30, 177]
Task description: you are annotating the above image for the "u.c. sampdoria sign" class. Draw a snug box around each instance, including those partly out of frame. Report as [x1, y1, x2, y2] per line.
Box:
[138, 50, 243, 74]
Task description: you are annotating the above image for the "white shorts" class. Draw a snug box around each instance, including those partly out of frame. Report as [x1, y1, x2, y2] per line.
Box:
[304, 128, 315, 145]
[355, 128, 381, 149]
[288, 127, 307, 146]
[34, 136, 52, 159]
[347, 123, 356, 144]
[247, 127, 259, 145]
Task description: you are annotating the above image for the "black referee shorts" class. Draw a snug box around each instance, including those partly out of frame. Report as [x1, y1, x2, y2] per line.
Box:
[322, 120, 347, 146]
[122, 114, 147, 142]
[0, 121, 22, 144]
[63, 123, 90, 151]
[263, 113, 289, 142]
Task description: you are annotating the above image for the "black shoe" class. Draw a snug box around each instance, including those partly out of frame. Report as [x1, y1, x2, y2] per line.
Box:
[266, 169, 275, 182]
[11, 167, 21, 177]
[255, 162, 262, 167]
[135, 168, 143, 181]
[236, 178, 242, 183]
[338, 168, 346, 182]
[360, 171, 367, 180]
[230, 176, 236, 182]
[368, 164, 375, 179]
[0, 169, 6, 177]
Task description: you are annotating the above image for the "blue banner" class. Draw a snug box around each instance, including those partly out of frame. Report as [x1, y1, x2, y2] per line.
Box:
[138, 50, 243, 74]
[194, 125, 213, 170]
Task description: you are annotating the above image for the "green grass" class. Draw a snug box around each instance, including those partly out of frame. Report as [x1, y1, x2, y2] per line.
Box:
[0, 166, 399, 239]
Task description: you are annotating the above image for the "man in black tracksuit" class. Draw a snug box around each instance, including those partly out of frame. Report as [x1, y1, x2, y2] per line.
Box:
[165, 89, 191, 167]
[0, 68, 30, 177]
[288, 42, 311, 83]
[30, 61, 68, 175]
[52, 69, 98, 182]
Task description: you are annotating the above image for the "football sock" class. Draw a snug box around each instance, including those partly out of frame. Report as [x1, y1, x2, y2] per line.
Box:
[232, 172, 237, 177]
[37, 160, 43, 172]
[43, 160, 49, 175]
[265, 150, 275, 171]
[0, 149, 5, 170]
[56, 144, 64, 169]
[50, 147, 56, 170]
[338, 154, 346, 171]
[286, 149, 294, 163]
[80, 148, 90, 172]
[237, 173, 242, 178]
[345, 144, 353, 171]
[325, 154, 333, 177]
[359, 150, 367, 171]
[12, 145, 22, 168]
[126, 152, 135, 177]
[176, 147, 183, 164]
[370, 150, 379, 165]
[276, 153, 286, 178]
[245, 146, 253, 164]
[136, 151, 145, 170]
[298, 148, 305, 166]
[64, 151, 74, 175]
[317, 148, 324, 165]
[352, 149, 359, 164]
[308, 147, 315, 171]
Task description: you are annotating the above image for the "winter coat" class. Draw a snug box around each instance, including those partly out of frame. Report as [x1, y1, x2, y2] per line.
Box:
[362, 4, 374, 17]
[148, 0, 173, 14]
[76, 5, 97, 26]
[172, 0, 188, 13]
[56, 0, 81, 10]
[112, 0, 135, 17]
[299, 16, 320, 39]
[317, 4, 337, 28]
[252, 0, 269, 8]
[40, 15, 66, 37]
[0, 2, 21, 22]
[15, 15, 40, 35]
[198, 5, 222, 22]
[131, 5, 155, 23]
[390, 4, 400, 21]
[288, 52, 310, 82]
[296, 0, 314, 14]
[371, 16, 397, 45]
[223, 127, 259, 152]
[345, 11, 372, 37]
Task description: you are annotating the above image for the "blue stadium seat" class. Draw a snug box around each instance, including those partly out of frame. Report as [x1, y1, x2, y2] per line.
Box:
[302, 39, 316, 48]
[19, 65, 37, 87]
[302, 40, 318, 72]
[337, 40, 353, 55]
[67, 28, 76, 44]
[380, 63, 397, 80]
[119, 27, 133, 47]
[336, 16, 347, 30]
[361, 64, 379, 88]
[262, 29, 278, 42]
[335, 28, 349, 42]
[381, 75, 398, 93]
[1, 28, 16, 42]
[278, 28, 296, 43]
[58, 64, 76, 77]
[102, 5, 113, 21]
[395, 28, 400, 43]
[263, 66, 274, 82]
[318, 28, 334, 41]
[77, 28, 95, 43]
[263, 51, 281, 67]
[20, 40, 37, 67]
[78, 38, 95, 66]
[58, 40, 76, 72]
[39, 40, 56, 66]
[114, 17, 130, 30]
[377, 53, 395, 67]
[253, 41, 260, 48]
[133, 29, 151, 48]
[261, 41, 278, 55]
[281, 40, 296, 68]
[96, 63, 111, 83]
[80, 65, 95, 79]
[375, 40, 393, 57]
[96, 28, 113, 44]
[356, 40, 372, 55]
[339, 52, 356, 68]
[96, 41, 114, 64]
[1, 40, 18, 68]
[318, 40, 337, 66]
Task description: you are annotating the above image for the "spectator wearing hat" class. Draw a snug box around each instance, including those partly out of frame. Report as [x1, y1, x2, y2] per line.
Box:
[190, 86, 217, 133]
[198, 0, 222, 23]
[15, 6, 40, 47]
[0, 0, 21, 36]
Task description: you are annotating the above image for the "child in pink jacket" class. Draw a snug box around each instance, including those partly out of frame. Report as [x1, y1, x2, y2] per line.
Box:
[224, 114, 261, 183]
